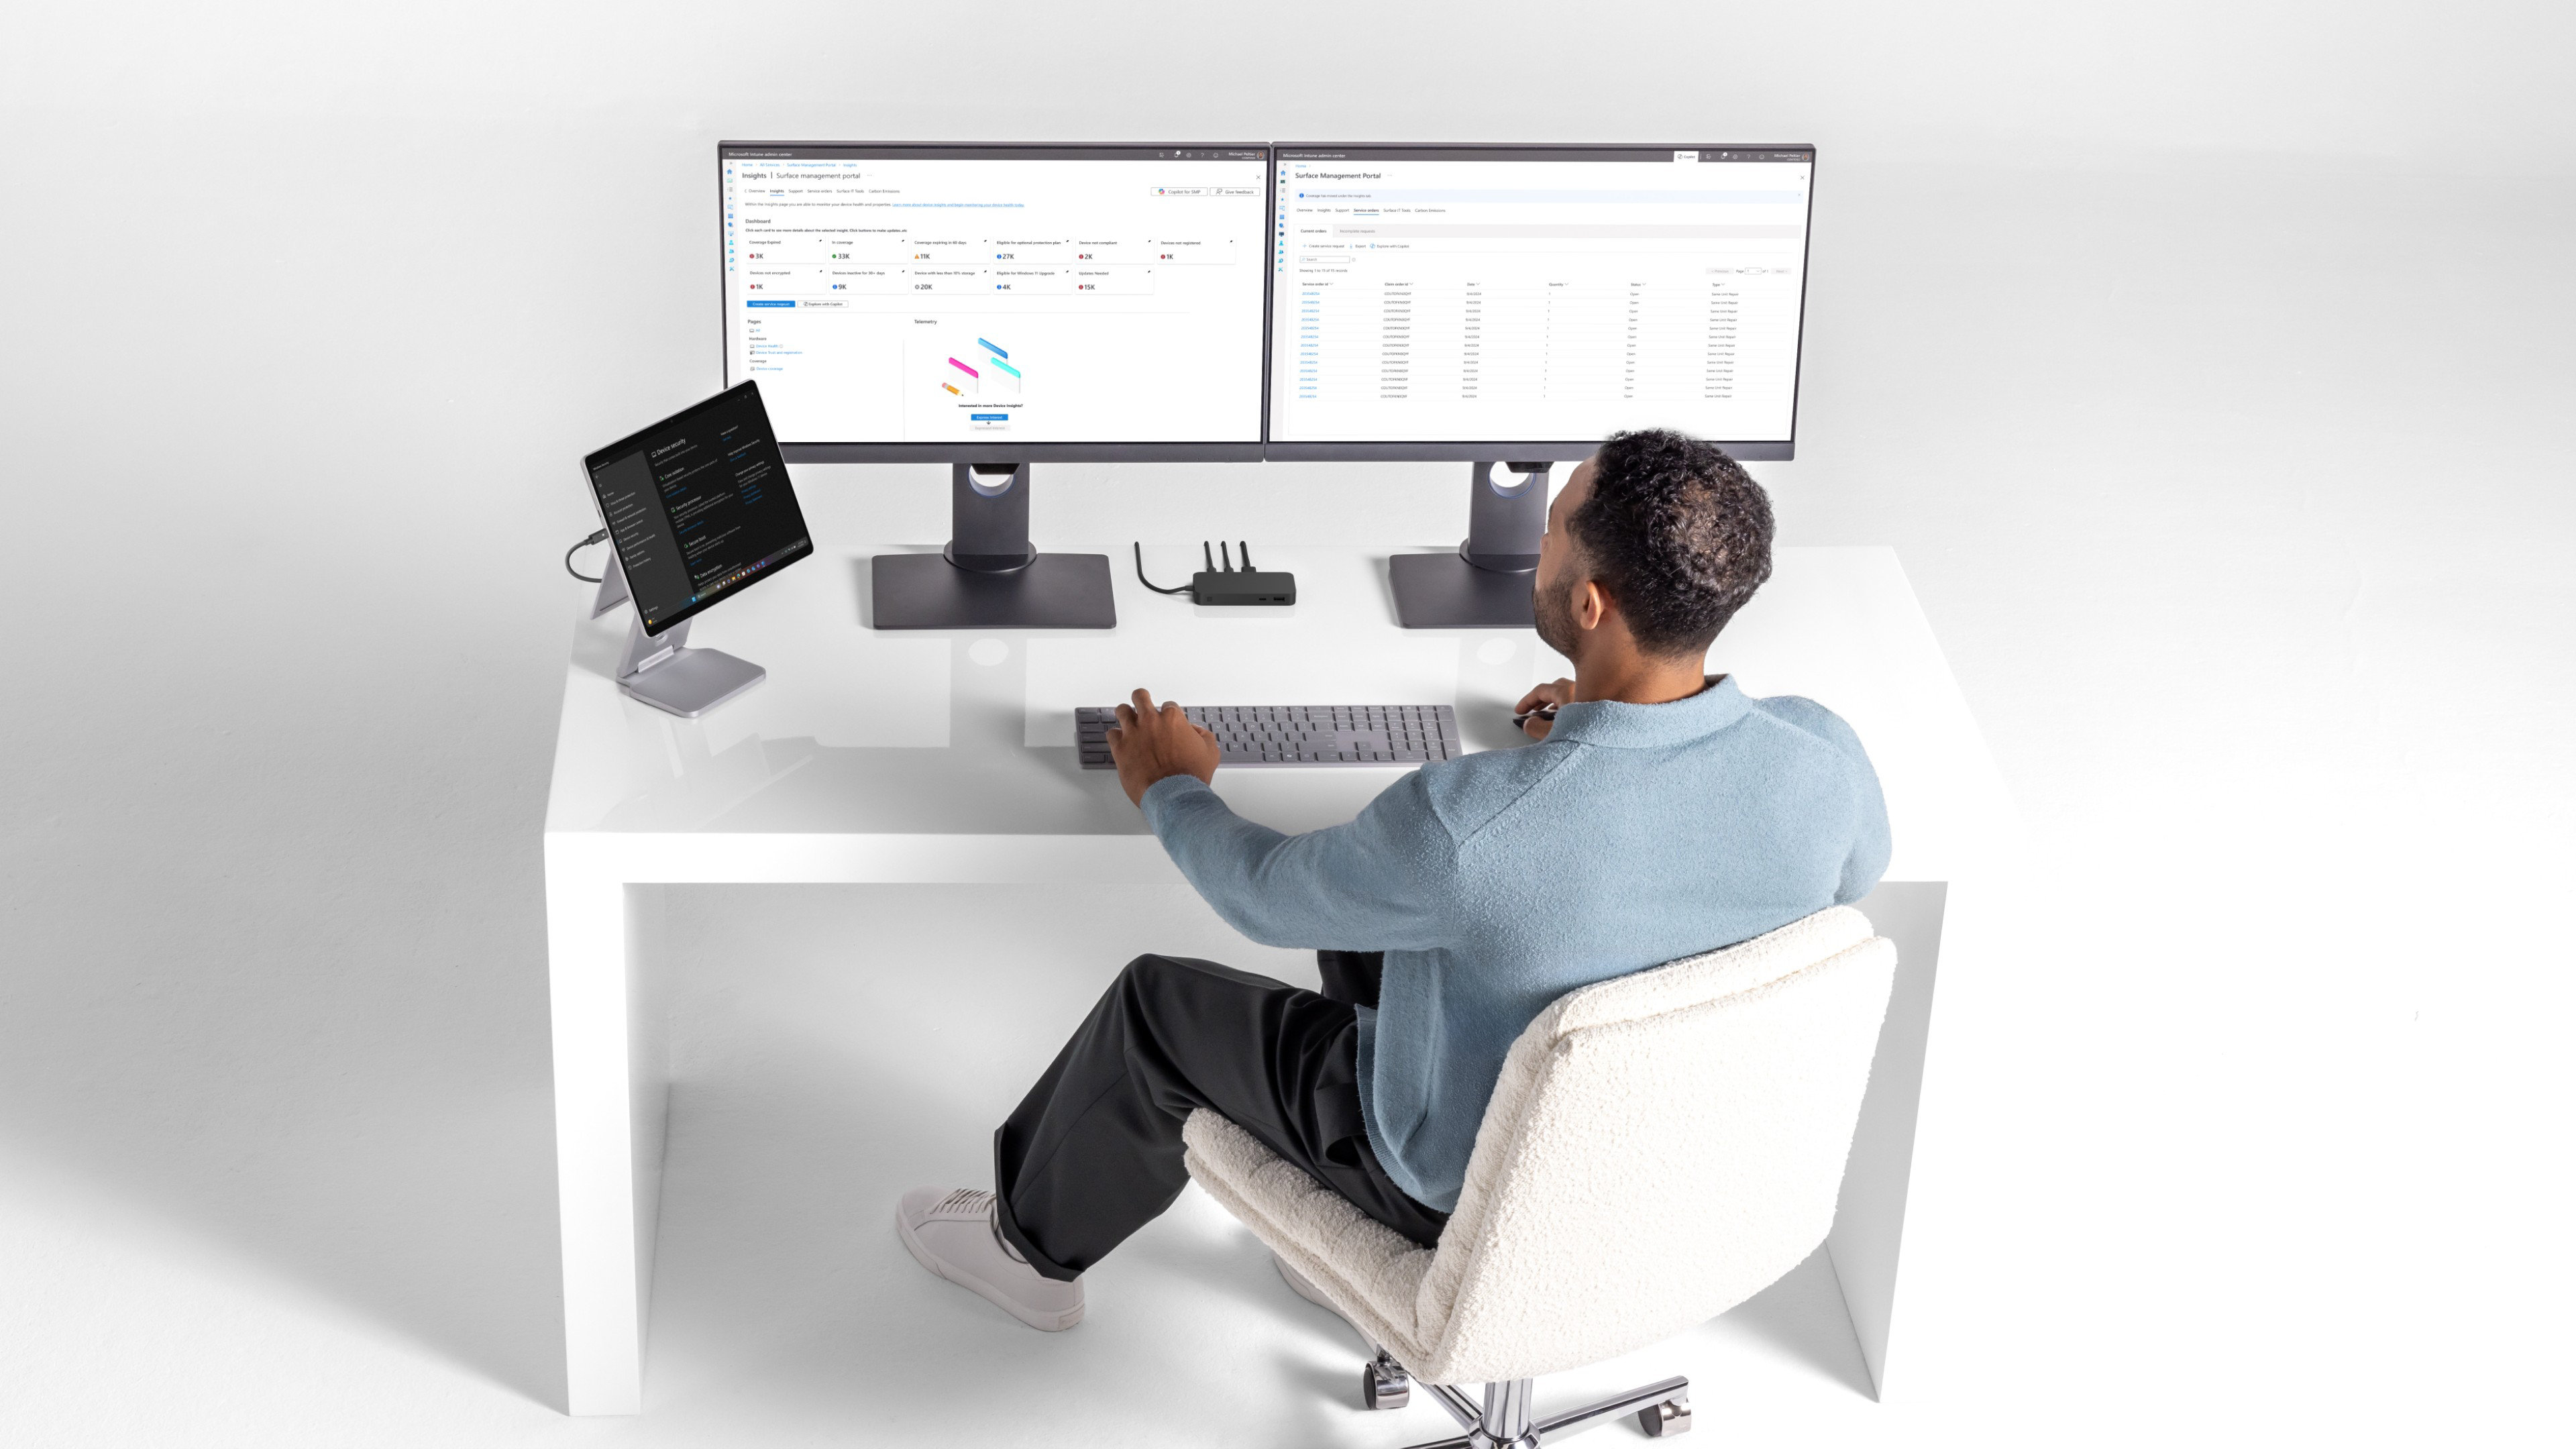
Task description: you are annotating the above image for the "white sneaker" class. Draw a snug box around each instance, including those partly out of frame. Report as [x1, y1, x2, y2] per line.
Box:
[896, 1187, 1085, 1332]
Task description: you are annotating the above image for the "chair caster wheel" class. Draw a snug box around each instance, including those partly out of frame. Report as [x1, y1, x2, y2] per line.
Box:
[1362, 1359, 1411, 1410]
[1637, 1397, 1691, 1436]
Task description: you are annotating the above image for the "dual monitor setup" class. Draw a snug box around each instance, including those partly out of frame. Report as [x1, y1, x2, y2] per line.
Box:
[583, 141, 1815, 718]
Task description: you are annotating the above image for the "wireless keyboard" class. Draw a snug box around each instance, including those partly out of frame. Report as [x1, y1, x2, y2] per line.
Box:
[1077, 704, 1460, 769]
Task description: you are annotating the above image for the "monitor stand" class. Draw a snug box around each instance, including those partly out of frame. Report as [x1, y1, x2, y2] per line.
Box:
[872, 464, 1117, 630]
[614, 610, 765, 718]
[1390, 461, 1553, 629]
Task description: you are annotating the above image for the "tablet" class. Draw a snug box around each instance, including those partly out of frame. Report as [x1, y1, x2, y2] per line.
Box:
[582, 380, 812, 637]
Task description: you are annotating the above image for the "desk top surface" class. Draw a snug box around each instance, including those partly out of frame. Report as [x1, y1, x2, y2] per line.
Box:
[545, 543, 2006, 880]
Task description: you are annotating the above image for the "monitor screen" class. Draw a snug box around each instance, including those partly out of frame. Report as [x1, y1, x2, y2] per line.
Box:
[584, 381, 812, 637]
[720, 144, 1272, 457]
[1265, 144, 1815, 460]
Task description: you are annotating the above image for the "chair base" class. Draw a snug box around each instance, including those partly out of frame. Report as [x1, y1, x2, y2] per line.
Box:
[1364, 1350, 1690, 1447]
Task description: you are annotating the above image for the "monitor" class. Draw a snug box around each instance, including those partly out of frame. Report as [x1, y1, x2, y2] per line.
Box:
[1265, 144, 1813, 462]
[720, 142, 1271, 631]
[582, 380, 811, 714]
[719, 142, 1273, 463]
[1265, 143, 1816, 628]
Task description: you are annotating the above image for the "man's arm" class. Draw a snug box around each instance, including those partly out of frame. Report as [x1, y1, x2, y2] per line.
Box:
[1140, 771, 1456, 952]
[1828, 718, 1892, 904]
[1752, 694, 1894, 905]
[1104, 687, 1457, 951]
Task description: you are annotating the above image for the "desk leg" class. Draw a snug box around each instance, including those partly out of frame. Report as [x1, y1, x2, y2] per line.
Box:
[1828, 880, 1947, 1401]
[543, 849, 669, 1415]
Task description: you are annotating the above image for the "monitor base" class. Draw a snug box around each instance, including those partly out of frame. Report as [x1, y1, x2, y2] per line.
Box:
[873, 551, 1118, 630]
[1390, 460, 1554, 629]
[615, 614, 765, 718]
[1391, 549, 1538, 629]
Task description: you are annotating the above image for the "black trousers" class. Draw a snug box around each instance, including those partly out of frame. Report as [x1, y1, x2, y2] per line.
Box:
[991, 949, 1449, 1281]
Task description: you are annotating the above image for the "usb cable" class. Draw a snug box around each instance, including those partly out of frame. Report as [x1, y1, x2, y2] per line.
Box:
[565, 529, 610, 583]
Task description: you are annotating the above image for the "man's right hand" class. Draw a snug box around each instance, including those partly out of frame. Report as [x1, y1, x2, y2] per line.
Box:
[1515, 678, 1575, 740]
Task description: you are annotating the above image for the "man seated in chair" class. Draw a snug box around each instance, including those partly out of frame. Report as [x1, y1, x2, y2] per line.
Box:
[898, 428, 1890, 1331]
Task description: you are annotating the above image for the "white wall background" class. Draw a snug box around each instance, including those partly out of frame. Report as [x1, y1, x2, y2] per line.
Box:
[2, 2, 2569, 1444]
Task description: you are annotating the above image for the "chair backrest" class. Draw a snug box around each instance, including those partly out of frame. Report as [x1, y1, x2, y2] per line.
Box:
[1414, 906, 1895, 1384]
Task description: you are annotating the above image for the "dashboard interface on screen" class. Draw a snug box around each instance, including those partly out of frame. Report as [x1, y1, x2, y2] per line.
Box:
[585, 382, 811, 637]
[721, 144, 1271, 445]
[1267, 146, 1815, 447]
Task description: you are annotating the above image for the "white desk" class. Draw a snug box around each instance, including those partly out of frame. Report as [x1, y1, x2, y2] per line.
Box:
[543, 541, 2008, 1415]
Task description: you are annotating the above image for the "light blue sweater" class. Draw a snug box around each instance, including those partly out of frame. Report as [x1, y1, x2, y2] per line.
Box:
[1139, 676, 1892, 1212]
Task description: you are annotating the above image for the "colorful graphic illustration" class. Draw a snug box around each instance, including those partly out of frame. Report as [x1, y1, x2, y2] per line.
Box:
[937, 338, 1021, 403]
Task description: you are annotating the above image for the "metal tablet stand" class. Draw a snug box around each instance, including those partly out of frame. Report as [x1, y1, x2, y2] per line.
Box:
[589, 553, 767, 718]
[1389, 461, 1554, 629]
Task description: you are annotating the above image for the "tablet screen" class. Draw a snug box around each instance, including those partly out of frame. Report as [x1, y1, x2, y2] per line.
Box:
[583, 381, 812, 636]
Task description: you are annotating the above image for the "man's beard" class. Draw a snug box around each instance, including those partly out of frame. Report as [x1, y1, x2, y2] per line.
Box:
[1532, 572, 1580, 658]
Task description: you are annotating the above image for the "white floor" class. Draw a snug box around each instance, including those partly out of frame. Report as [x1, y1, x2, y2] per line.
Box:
[3, 87, 2573, 1449]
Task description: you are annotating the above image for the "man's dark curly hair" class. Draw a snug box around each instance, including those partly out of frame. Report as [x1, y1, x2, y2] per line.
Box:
[1566, 429, 1775, 656]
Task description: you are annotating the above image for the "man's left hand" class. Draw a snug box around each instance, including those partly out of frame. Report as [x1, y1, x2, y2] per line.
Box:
[1106, 688, 1220, 807]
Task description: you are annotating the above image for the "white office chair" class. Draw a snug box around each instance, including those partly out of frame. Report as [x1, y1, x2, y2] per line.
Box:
[1183, 906, 1895, 1447]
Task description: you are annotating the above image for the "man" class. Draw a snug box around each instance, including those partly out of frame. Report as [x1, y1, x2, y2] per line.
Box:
[896, 429, 1890, 1332]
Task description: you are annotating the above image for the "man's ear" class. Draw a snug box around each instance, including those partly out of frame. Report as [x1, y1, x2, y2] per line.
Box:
[1576, 579, 1608, 632]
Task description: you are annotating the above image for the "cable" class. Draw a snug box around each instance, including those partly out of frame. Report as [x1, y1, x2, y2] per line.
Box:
[564, 529, 610, 583]
[1132, 542, 1193, 596]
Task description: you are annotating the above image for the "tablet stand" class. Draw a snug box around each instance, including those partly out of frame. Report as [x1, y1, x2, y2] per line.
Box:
[614, 611, 766, 718]
[1390, 461, 1553, 629]
[592, 553, 766, 717]
[590, 551, 630, 618]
